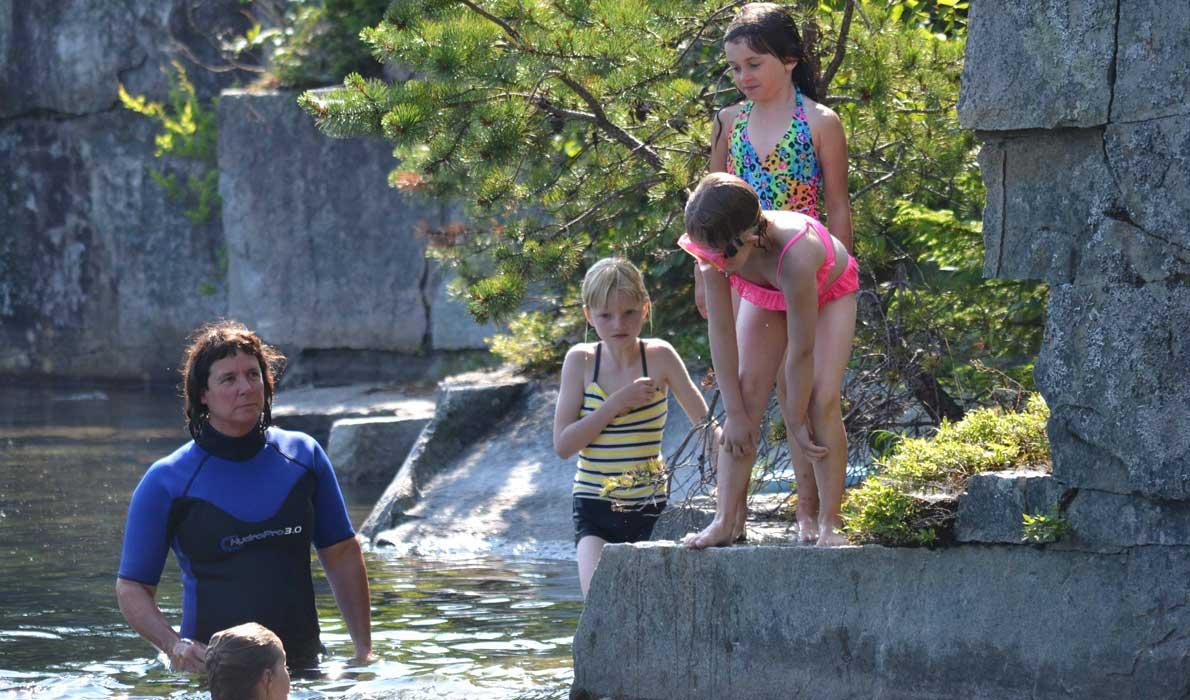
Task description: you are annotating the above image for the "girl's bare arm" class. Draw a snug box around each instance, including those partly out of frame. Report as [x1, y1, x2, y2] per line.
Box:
[810, 105, 853, 252]
[701, 263, 745, 418]
[652, 341, 709, 425]
[779, 239, 824, 435]
[708, 106, 736, 173]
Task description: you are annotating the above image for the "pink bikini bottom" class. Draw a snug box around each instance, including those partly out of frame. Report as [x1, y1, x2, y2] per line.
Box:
[730, 255, 860, 311]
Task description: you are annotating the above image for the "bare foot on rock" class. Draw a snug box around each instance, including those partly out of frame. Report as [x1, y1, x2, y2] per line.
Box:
[816, 528, 848, 547]
[733, 512, 748, 543]
[684, 519, 738, 549]
[797, 516, 819, 544]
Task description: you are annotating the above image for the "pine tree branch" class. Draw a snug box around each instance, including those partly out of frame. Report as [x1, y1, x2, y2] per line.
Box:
[510, 93, 597, 123]
[553, 176, 665, 237]
[819, 0, 855, 95]
[553, 74, 666, 172]
[458, 0, 525, 48]
[673, 2, 746, 68]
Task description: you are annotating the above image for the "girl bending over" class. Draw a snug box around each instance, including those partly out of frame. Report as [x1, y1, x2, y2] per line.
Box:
[680, 172, 858, 548]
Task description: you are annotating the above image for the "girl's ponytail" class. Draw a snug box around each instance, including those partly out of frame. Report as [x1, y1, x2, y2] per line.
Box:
[791, 57, 818, 102]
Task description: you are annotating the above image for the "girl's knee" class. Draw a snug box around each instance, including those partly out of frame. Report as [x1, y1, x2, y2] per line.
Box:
[809, 391, 842, 424]
[739, 372, 773, 408]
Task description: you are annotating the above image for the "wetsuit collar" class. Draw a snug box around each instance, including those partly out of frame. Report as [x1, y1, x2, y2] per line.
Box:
[195, 422, 267, 461]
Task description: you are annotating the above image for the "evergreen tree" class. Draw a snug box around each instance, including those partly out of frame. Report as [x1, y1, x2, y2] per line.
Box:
[299, 0, 1042, 421]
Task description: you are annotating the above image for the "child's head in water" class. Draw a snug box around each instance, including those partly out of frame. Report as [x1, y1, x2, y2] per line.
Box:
[723, 3, 818, 102]
[581, 258, 651, 344]
[205, 623, 289, 700]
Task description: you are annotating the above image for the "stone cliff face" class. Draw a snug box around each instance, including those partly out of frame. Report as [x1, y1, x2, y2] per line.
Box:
[1, 1, 496, 381]
[0, 0, 244, 379]
[959, 0, 1190, 501]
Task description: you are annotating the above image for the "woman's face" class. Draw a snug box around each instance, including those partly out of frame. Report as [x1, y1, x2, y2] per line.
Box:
[201, 351, 266, 437]
[725, 39, 795, 102]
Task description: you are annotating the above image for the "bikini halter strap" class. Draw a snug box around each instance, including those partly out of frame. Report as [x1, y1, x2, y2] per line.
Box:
[775, 222, 810, 278]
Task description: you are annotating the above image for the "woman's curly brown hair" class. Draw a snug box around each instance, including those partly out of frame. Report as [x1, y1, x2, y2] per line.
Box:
[180, 320, 286, 439]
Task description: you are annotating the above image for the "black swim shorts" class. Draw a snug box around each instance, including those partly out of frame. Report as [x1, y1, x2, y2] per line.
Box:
[573, 496, 666, 545]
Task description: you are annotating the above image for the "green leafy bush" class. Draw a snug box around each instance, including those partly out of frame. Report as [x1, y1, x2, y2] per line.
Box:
[487, 311, 579, 373]
[270, 0, 391, 88]
[842, 394, 1050, 545]
[118, 61, 221, 227]
[843, 482, 940, 546]
[1021, 506, 1072, 545]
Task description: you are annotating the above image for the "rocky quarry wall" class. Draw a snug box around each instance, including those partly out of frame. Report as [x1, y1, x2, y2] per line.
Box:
[0, 0, 495, 382]
[570, 1, 1190, 698]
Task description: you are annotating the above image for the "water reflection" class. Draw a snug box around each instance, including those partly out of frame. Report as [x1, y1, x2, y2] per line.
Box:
[0, 386, 581, 698]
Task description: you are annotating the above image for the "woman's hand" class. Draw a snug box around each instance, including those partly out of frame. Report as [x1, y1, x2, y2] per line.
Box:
[169, 637, 207, 673]
[611, 377, 657, 415]
[792, 423, 828, 461]
[719, 413, 755, 458]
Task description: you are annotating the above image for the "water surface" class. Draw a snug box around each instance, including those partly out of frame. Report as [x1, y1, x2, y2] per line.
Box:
[0, 385, 580, 698]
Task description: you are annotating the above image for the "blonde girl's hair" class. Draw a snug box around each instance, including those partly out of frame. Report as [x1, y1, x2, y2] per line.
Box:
[205, 622, 285, 700]
[581, 257, 650, 312]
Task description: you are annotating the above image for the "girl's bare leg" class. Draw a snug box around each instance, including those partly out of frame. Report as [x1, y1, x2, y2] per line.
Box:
[779, 358, 819, 542]
[728, 290, 747, 541]
[808, 295, 857, 546]
[686, 301, 787, 549]
[577, 535, 607, 598]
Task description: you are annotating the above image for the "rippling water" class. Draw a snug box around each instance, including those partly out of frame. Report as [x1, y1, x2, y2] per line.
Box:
[0, 386, 581, 698]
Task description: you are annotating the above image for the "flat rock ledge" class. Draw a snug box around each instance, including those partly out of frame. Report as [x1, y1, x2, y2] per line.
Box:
[327, 415, 432, 484]
[571, 542, 1190, 700]
[272, 384, 436, 446]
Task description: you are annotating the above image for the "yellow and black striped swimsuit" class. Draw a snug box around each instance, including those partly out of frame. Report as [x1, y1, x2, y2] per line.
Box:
[572, 341, 668, 505]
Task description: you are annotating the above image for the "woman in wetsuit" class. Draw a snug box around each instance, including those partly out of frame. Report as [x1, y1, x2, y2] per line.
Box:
[116, 320, 373, 671]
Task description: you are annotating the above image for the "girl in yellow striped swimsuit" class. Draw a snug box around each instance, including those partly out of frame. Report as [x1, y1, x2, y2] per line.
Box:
[554, 258, 714, 597]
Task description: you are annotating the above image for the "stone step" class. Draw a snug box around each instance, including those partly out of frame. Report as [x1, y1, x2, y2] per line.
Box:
[958, 470, 1190, 548]
[327, 415, 432, 484]
[956, 470, 1065, 544]
[272, 383, 436, 446]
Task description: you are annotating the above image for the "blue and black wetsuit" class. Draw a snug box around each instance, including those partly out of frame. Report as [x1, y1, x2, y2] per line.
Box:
[118, 425, 354, 666]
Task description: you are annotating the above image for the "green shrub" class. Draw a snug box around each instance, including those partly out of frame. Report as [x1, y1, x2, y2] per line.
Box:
[270, 0, 390, 88]
[1021, 506, 1072, 545]
[843, 482, 939, 547]
[879, 393, 1049, 490]
[487, 311, 578, 373]
[842, 394, 1050, 546]
[118, 61, 221, 227]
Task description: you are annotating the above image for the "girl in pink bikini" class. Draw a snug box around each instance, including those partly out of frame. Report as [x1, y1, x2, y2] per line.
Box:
[692, 2, 854, 542]
[682, 172, 858, 548]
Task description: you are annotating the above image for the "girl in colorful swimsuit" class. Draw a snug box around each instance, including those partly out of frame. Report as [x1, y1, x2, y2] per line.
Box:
[554, 258, 713, 596]
[681, 172, 858, 549]
[692, 2, 854, 542]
